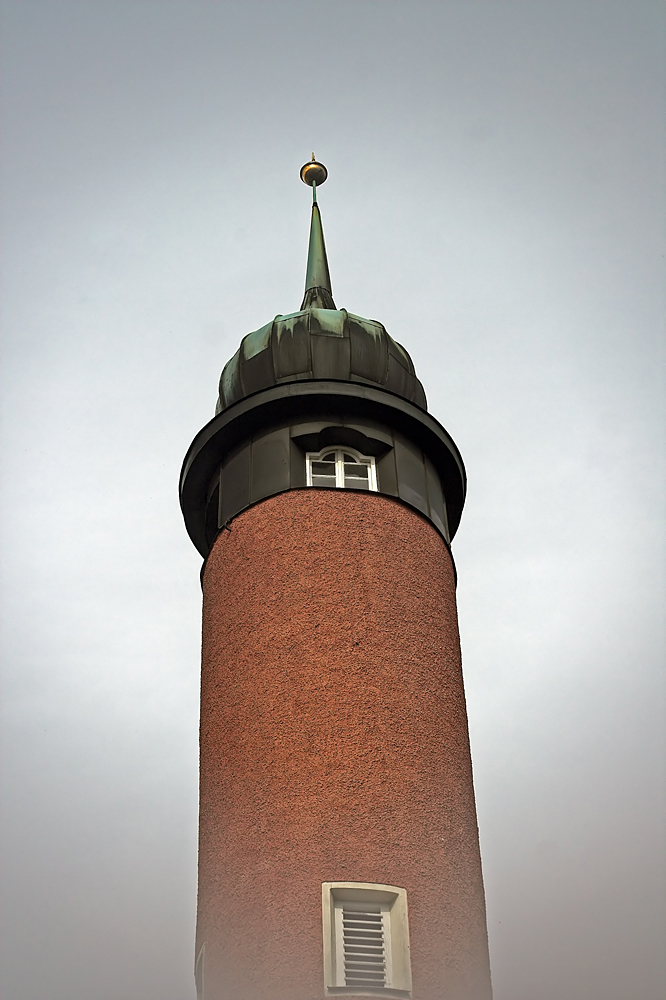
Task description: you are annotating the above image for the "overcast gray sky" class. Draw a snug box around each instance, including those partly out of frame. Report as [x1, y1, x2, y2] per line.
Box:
[0, 2, 664, 999]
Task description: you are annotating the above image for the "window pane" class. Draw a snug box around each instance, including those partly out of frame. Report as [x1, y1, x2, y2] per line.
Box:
[344, 461, 369, 490]
[312, 466, 336, 487]
[309, 453, 337, 488]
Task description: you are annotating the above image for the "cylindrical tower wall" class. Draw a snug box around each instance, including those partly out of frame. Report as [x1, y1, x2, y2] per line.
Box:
[197, 489, 492, 1000]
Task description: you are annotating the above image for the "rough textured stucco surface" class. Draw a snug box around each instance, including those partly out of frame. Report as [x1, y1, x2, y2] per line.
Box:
[197, 489, 492, 1000]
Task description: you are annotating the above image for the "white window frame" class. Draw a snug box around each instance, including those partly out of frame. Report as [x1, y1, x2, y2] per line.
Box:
[306, 447, 378, 491]
[322, 882, 412, 997]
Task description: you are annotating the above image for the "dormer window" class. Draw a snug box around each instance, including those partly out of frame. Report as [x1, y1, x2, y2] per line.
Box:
[306, 448, 378, 491]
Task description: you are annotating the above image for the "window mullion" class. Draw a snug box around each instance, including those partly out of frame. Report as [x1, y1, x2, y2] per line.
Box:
[336, 450, 344, 488]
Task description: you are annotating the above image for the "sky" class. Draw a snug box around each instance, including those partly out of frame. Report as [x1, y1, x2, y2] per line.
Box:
[0, 2, 664, 999]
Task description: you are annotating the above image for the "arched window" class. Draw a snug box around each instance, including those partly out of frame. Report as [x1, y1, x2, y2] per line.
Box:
[306, 448, 378, 492]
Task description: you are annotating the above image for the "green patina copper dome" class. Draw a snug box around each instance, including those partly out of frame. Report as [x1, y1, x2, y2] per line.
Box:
[215, 191, 427, 414]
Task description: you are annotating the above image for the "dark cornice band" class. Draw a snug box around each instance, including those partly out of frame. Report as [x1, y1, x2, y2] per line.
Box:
[180, 379, 467, 558]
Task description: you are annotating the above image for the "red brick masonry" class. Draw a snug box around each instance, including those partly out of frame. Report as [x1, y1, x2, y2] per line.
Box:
[198, 489, 492, 1000]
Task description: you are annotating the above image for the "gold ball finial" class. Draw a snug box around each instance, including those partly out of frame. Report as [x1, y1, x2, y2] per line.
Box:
[300, 154, 328, 187]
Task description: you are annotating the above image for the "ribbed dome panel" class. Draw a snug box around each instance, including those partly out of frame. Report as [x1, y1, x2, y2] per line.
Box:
[216, 308, 427, 414]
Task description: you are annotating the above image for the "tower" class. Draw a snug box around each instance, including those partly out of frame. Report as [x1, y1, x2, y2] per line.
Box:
[180, 161, 492, 1000]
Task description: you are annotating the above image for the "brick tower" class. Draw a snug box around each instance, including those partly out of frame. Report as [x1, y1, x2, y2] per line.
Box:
[180, 160, 492, 1000]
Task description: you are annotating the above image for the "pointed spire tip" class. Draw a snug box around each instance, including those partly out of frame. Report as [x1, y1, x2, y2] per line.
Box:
[300, 160, 335, 310]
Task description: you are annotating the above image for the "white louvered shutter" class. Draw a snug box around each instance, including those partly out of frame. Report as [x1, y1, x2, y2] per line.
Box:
[334, 901, 393, 990]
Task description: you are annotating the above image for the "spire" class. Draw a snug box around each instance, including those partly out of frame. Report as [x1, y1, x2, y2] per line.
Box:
[299, 155, 336, 310]
[301, 201, 335, 309]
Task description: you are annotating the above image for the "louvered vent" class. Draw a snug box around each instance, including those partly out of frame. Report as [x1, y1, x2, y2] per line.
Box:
[322, 882, 411, 997]
[342, 906, 386, 989]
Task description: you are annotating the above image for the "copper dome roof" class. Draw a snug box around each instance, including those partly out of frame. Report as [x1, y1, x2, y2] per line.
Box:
[215, 173, 427, 414]
[216, 306, 426, 414]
